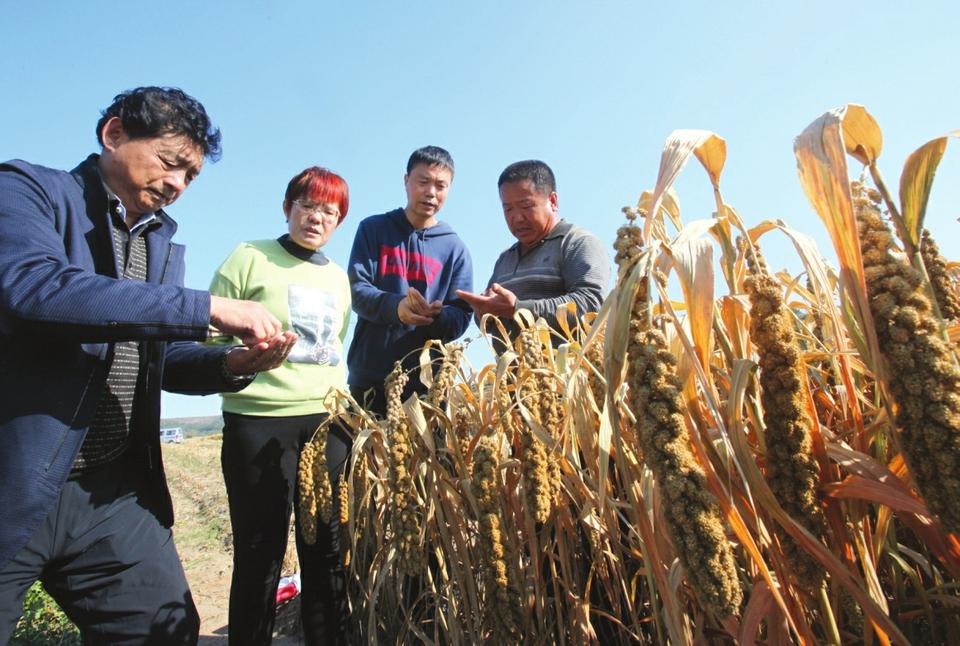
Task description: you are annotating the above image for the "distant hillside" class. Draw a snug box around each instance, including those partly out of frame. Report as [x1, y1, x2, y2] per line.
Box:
[160, 415, 223, 438]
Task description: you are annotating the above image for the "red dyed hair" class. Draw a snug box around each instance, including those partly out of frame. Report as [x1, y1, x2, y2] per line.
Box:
[284, 167, 349, 223]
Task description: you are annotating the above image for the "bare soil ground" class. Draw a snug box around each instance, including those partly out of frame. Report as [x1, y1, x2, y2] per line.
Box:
[162, 435, 302, 645]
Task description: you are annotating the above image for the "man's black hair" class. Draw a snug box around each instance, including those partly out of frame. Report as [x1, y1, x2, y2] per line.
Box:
[498, 160, 556, 195]
[96, 87, 222, 161]
[406, 146, 454, 175]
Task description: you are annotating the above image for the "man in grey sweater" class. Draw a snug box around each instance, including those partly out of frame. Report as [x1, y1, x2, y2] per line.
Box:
[457, 160, 610, 351]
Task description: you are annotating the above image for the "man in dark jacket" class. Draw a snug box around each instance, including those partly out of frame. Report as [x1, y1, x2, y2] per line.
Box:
[0, 87, 295, 644]
[346, 146, 473, 415]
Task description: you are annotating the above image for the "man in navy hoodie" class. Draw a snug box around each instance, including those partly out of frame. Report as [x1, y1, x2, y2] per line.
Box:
[0, 87, 294, 643]
[347, 146, 473, 415]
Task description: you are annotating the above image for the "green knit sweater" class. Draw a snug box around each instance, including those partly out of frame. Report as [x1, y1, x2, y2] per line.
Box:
[209, 238, 351, 416]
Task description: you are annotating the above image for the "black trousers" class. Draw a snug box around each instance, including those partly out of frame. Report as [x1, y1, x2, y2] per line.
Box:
[221, 412, 351, 645]
[0, 455, 199, 645]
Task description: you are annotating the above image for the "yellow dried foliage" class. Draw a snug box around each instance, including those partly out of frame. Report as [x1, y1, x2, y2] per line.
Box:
[329, 104, 959, 645]
[385, 362, 423, 576]
[471, 432, 522, 641]
[855, 184, 960, 534]
[743, 241, 826, 591]
[297, 440, 319, 545]
[921, 229, 960, 322]
[619, 221, 743, 618]
[518, 327, 561, 524]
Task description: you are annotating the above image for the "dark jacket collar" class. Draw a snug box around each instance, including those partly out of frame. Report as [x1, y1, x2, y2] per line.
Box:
[70, 154, 179, 238]
[70, 154, 180, 282]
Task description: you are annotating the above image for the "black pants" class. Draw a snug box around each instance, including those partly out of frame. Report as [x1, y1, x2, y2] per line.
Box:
[221, 412, 351, 645]
[0, 456, 199, 645]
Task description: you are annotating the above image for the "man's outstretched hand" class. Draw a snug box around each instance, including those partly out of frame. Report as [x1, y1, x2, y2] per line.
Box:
[225, 330, 299, 375]
[456, 283, 517, 318]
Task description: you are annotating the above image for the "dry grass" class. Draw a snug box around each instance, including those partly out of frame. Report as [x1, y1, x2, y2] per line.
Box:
[306, 107, 960, 645]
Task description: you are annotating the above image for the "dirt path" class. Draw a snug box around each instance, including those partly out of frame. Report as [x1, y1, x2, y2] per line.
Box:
[163, 435, 302, 645]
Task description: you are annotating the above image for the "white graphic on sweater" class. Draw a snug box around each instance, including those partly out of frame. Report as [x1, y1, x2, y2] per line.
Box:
[287, 285, 341, 365]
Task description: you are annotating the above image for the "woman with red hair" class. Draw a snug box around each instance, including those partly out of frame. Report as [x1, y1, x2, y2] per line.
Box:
[209, 166, 352, 643]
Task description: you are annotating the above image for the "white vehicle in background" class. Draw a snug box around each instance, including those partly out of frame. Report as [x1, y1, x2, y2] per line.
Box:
[160, 427, 184, 444]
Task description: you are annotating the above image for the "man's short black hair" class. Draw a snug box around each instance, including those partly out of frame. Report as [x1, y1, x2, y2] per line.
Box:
[498, 160, 556, 195]
[96, 87, 222, 161]
[406, 146, 454, 175]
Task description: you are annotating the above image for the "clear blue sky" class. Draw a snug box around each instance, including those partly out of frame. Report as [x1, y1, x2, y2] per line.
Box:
[3, 2, 958, 418]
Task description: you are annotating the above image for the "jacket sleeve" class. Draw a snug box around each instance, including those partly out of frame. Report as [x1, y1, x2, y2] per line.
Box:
[0, 165, 210, 342]
[423, 243, 473, 341]
[162, 244, 257, 394]
[348, 220, 404, 325]
[515, 230, 610, 321]
[161, 341, 248, 394]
